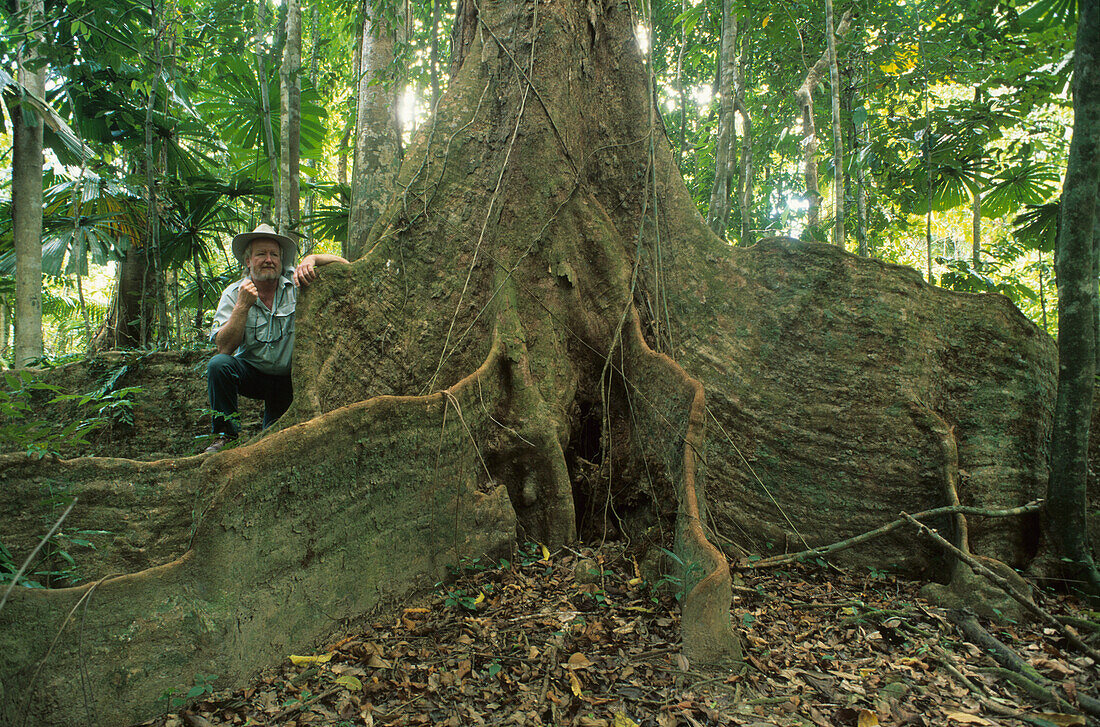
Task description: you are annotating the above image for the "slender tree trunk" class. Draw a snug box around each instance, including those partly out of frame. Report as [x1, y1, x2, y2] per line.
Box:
[12, 0, 45, 367]
[734, 11, 754, 246]
[0, 303, 9, 364]
[144, 0, 167, 346]
[301, 7, 320, 254]
[795, 10, 851, 237]
[972, 86, 984, 271]
[1038, 250, 1048, 332]
[853, 55, 869, 257]
[279, 0, 302, 237]
[348, 0, 402, 258]
[674, 0, 687, 170]
[1048, 0, 1100, 605]
[193, 249, 204, 332]
[706, 0, 737, 238]
[257, 0, 281, 225]
[825, 0, 844, 247]
[430, 0, 442, 110]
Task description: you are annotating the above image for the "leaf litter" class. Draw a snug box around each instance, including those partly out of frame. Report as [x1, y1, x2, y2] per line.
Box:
[136, 543, 1099, 726]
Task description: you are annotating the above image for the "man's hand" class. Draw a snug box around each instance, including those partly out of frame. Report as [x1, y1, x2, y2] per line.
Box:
[237, 278, 259, 308]
[294, 253, 350, 287]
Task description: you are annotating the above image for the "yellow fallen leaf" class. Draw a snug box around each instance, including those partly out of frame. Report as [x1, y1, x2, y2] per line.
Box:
[474, 591, 485, 604]
[858, 709, 879, 727]
[1034, 714, 1086, 726]
[614, 712, 640, 727]
[944, 711, 989, 725]
[628, 577, 642, 586]
[541, 543, 551, 561]
[334, 675, 363, 691]
[289, 653, 333, 665]
[569, 671, 583, 697]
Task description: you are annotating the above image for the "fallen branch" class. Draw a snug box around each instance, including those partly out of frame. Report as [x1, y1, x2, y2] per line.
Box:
[747, 501, 1041, 569]
[947, 609, 1045, 683]
[976, 667, 1080, 716]
[904, 513, 1100, 666]
[931, 645, 1065, 727]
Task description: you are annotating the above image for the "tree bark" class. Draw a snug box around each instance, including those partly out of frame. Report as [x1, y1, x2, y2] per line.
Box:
[279, 0, 302, 237]
[795, 10, 851, 237]
[706, 0, 737, 238]
[853, 59, 869, 258]
[348, 0, 402, 259]
[1048, 0, 1100, 605]
[825, 0, 844, 247]
[972, 86, 984, 271]
[11, 0, 45, 367]
[673, 0, 688, 170]
[256, 0, 280, 225]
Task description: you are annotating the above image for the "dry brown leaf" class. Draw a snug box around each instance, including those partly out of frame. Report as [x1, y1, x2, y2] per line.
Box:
[944, 711, 989, 725]
[567, 653, 593, 670]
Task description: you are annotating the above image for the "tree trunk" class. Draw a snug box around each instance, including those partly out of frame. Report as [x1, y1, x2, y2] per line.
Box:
[144, 0, 167, 346]
[673, 0, 687, 170]
[348, 0, 402, 258]
[795, 10, 851, 237]
[733, 12, 754, 246]
[301, 6, 320, 254]
[256, 0, 281, 225]
[706, 0, 737, 238]
[825, 0, 844, 247]
[1048, 0, 1100, 605]
[279, 0, 302, 237]
[94, 243, 159, 350]
[11, 0, 45, 367]
[854, 61, 869, 258]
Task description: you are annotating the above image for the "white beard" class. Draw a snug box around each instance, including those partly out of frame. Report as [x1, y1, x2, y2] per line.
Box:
[251, 267, 280, 282]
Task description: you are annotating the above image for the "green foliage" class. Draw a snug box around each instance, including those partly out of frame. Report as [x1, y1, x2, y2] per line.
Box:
[158, 673, 219, 713]
[654, 547, 704, 603]
[0, 371, 102, 458]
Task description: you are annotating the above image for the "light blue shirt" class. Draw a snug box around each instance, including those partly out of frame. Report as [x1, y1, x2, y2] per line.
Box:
[210, 270, 298, 376]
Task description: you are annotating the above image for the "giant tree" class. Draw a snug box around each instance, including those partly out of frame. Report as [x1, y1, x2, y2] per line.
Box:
[0, 0, 1062, 723]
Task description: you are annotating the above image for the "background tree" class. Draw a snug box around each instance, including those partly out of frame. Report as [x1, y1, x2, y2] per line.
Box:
[10, 0, 45, 366]
[1047, 0, 1100, 605]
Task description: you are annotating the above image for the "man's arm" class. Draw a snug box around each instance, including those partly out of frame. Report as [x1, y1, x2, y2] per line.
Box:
[294, 253, 350, 287]
[214, 280, 259, 354]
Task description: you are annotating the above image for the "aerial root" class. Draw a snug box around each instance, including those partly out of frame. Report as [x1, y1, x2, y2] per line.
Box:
[623, 308, 742, 666]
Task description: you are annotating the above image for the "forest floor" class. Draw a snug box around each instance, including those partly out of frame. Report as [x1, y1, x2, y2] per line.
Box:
[135, 542, 1098, 727]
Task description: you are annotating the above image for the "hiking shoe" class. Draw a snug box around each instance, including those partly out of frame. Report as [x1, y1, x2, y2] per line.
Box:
[204, 435, 236, 454]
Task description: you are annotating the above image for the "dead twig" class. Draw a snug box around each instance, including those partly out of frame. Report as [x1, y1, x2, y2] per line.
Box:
[748, 501, 1041, 569]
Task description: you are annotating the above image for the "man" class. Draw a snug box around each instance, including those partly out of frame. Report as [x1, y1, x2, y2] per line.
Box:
[205, 223, 349, 453]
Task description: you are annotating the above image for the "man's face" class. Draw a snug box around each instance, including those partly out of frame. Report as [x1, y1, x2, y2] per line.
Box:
[248, 239, 283, 281]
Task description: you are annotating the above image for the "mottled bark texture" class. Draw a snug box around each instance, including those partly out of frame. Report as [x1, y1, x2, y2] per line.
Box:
[706, 0, 737, 238]
[347, 0, 401, 259]
[825, 0, 844, 246]
[278, 0, 301, 236]
[11, 0, 45, 366]
[1048, 0, 1100, 605]
[0, 0, 1064, 723]
[796, 10, 851, 234]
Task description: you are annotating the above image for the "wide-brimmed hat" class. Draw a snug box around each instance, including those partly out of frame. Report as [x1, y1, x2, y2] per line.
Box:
[231, 223, 298, 266]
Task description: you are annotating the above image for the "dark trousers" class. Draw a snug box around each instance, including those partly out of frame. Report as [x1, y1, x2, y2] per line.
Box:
[207, 354, 293, 435]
